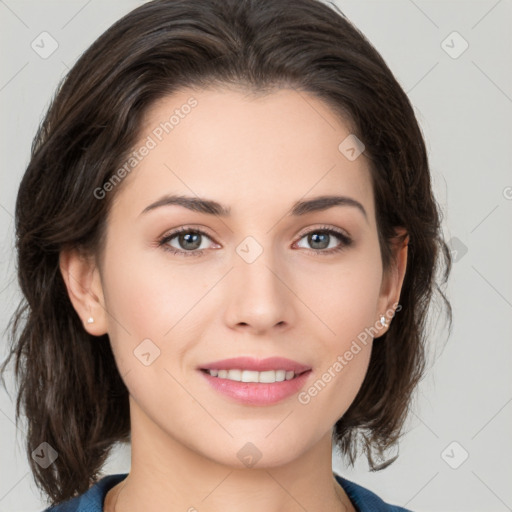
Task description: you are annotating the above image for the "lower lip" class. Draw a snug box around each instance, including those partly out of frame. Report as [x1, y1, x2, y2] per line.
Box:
[198, 369, 312, 406]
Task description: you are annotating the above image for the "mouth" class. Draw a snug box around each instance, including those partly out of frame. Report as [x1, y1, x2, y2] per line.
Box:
[199, 368, 310, 383]
[197, 357, 313, 406]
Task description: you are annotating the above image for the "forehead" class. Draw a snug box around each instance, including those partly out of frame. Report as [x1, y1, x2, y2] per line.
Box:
[112, 86, 375, 223]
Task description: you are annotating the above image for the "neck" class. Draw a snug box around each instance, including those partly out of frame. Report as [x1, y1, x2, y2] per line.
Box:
[113, 397, 354, 512]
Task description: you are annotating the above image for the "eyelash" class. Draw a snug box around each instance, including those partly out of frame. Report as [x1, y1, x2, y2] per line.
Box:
[158, 225, 353, 258]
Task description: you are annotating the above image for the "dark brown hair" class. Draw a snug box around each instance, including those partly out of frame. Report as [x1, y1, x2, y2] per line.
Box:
[0, 0, 452, 506]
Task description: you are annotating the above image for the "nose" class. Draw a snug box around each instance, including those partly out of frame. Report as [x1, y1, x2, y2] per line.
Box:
[223, 248, 296, 335]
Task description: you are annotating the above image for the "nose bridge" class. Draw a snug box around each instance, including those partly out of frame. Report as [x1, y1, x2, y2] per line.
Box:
[225, 233, 294, 330]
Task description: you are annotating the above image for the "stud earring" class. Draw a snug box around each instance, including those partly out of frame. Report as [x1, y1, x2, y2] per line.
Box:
[87, 316, 94, 324]
[380, 314, 387, 327]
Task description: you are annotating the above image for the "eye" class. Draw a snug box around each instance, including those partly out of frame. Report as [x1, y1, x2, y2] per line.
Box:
[158, 225, 353, 258]
[295, 226, 353, 255]
[158, 227, 216, 257]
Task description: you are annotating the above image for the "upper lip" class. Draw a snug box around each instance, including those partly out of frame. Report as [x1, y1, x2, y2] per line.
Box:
[199, 357, 311, 374]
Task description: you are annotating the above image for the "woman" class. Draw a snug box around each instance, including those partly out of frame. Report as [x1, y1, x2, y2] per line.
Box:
[0, 0, 452, 511]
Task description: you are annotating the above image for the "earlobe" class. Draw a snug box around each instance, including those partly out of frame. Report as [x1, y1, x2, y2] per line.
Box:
[376, 227, 409, 336]
[59, 247, 108, 336]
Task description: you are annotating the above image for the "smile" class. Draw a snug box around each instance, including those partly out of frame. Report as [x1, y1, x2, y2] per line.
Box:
[201, 368, 302, 383]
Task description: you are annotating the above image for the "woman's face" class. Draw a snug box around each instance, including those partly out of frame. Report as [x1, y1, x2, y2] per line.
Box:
[84, 87, 404, 468]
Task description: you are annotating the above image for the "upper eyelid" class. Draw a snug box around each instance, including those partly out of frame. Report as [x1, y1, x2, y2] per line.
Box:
[296, 225, 350, 239]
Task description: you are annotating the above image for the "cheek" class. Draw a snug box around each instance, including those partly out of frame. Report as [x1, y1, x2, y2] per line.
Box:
[99, 248, 203, 403]
[297, 342, 373, 431]
[304, 245, 383, 344]
[295, 246, 381, 416]
[297, 279, 377, 425]
[101, 243, 209, 341]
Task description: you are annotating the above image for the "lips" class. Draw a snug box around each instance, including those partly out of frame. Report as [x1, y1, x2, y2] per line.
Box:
[198, 366, 312, 405]
[197, 356, 313, 405]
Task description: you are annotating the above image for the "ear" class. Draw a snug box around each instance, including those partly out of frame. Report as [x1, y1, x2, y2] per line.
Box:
[375, 227, 409, 338]
[59, 247, 108, 336]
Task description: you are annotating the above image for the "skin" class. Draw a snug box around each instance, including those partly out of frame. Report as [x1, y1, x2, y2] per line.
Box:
[60, 86, 408, 512]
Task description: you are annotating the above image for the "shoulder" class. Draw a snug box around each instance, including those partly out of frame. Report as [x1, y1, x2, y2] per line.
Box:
[334, 473, 413, 512]
[41, 474, 129, 512]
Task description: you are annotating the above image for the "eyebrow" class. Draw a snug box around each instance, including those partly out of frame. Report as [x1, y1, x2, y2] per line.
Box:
[140, 194, 368, 221]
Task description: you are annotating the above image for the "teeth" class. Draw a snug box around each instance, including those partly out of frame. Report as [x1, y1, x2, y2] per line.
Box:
[205, 369, 297, 383]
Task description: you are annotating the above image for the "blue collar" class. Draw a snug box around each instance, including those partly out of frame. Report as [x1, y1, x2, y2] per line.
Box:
[44, 472, 411, 511]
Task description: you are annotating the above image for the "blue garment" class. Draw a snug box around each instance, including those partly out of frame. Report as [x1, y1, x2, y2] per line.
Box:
[42, 472, 412, 511]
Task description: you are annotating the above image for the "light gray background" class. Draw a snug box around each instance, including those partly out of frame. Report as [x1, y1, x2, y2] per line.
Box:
[1, 1, 511, 511]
